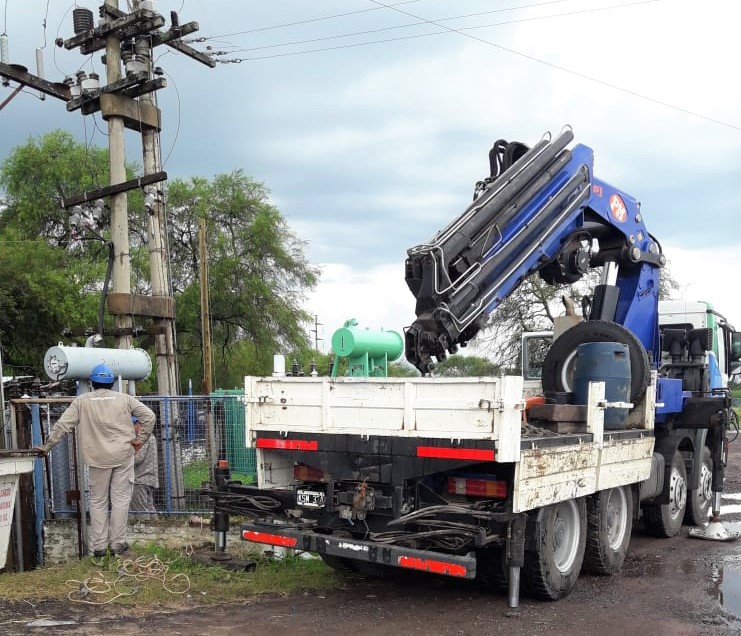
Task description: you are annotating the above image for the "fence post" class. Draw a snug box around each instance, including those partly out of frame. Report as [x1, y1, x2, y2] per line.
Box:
[29, 404, 45, 565]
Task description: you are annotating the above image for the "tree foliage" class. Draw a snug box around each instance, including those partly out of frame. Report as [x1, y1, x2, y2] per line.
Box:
[0, 133, 319, 390]
[433, 354, 499, 377]
[475, 266, 680, 369]
[158, 171, 319, 389]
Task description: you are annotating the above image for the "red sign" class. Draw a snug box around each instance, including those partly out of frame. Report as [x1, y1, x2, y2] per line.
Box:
[0, 479, 17, 527]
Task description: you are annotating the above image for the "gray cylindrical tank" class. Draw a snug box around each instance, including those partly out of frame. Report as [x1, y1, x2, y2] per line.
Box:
[573, 342, 631, 430]
[44, 345, 152, 381]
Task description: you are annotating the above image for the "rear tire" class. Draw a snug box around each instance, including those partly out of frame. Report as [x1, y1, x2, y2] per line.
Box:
[583, 486, 633, 575]
[522, 498, 587, 600]
[643, 450, 687, 537]
[477, 546, 508, 594]
[685, 446, 713, 526]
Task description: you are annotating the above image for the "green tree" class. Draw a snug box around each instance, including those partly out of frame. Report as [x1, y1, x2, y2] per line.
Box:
[165, 172, 319, 389]
[0, 132, 118, 377]
[433, 354, 499, 377]
[1, 133, 319, 389]
[476, 265, 679, 369]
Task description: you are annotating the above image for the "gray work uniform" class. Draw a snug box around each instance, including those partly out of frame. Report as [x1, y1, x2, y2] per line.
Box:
[42, 389, 155, 553]
[130, 434, 159, 520]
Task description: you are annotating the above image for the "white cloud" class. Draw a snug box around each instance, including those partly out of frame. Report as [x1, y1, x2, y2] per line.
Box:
[664, 243, 741, 329]
[304, 262, 414, 352]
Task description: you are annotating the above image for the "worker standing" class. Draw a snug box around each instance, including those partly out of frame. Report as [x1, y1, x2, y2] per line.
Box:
[130, 415, 159, 520]
[33, 363, 155, 557]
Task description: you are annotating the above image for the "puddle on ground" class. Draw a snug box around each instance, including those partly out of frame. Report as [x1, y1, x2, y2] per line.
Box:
[711, 564, 741, 619]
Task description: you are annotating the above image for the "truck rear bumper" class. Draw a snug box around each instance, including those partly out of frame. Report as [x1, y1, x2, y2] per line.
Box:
[240, 523, 477, 579]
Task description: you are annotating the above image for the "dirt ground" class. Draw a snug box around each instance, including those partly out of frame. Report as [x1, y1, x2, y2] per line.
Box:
[4, 442, 741, 635]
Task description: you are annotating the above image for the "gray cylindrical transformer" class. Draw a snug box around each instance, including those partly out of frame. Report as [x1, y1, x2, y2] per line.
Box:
[44, 345, 152, 381]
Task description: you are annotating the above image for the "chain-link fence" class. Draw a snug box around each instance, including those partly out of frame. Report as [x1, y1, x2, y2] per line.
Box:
[9, 392, 255, 522]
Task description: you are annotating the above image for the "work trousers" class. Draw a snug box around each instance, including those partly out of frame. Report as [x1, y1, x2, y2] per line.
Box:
[130, 484, 158, 521]
[87, 455, 135, 553]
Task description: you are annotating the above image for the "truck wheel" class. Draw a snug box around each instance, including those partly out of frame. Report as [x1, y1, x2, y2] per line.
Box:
[643, 450, 687, 537]
[477, 547, 508, 594]
[583, 486, 633, 575]
[541, 320, 650, 403]
[522, 498, 586, 600]
[685, 445, 713, 526]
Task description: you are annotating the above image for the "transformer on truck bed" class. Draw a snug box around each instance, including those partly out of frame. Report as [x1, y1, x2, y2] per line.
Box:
[208, 127, 741, 607]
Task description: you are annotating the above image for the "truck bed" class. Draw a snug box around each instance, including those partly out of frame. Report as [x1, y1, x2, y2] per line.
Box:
[244, 374, 656, 513]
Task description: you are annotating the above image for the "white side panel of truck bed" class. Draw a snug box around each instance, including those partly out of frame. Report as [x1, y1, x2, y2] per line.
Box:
[512, 380, 656, 512]
[245, 376, 524, 460]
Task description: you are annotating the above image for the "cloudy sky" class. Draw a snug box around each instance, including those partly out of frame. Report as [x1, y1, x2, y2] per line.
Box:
[1, 0, 740, 353]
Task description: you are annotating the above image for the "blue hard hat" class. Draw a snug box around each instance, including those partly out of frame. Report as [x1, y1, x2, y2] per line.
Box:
[90, 363, 115, 384]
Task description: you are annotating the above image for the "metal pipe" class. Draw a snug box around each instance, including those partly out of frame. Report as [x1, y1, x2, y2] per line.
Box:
[508, 565, 521, 608]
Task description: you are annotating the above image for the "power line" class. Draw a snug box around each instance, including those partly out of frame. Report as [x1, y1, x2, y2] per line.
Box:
[224, 0, 659, 55]
[202, 0, 433, 40]
[365, 0, 741, 132]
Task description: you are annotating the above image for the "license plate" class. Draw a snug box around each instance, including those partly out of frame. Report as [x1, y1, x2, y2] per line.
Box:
[296, 489, 326, 508]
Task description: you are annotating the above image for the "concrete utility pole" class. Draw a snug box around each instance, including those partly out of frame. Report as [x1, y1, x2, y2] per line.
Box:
[104, 0, 133, 351]
[44, 1, 214, 396]
[133, 1, 177, 397]
[199, 216, 217, 482]
[198, 216, 213, 395]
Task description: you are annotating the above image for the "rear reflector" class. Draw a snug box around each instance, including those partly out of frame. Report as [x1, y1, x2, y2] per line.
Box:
[242, 530, 298, 548]
[397, 555, 467, 578]
[448, 476, 507, 498]
[256, 438, 318, 451]
[416, 446, 495, 461]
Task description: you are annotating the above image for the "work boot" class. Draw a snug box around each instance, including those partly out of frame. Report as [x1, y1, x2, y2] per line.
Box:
[111, 542, 129, 555]
[92, 549, 108, 558]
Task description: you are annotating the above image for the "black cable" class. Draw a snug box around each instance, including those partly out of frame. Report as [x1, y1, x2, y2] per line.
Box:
[98, 242, 114, 337]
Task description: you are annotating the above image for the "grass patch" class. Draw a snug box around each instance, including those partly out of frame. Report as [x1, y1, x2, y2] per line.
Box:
[0, 543, 339, 607]
[182, 459, 254, 489]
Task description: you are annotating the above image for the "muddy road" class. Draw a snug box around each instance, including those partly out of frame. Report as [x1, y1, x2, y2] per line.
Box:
[7, 442, 741, 635]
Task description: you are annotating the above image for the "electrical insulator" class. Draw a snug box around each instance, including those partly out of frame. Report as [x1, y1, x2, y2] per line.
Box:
[123, 53, 146, 76]
[72, 8, 94, 34]
[81, 73, 99, 94]
[0, 34, 9, 64]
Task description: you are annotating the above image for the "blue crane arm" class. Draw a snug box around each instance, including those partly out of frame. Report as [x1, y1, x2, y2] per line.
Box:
[404, 128, 665, 374]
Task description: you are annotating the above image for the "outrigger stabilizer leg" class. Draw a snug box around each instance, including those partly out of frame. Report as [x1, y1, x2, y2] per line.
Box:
[689, 408, 739, 542]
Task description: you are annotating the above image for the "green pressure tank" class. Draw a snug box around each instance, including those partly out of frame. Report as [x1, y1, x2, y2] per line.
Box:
[331, 319, 403, 377]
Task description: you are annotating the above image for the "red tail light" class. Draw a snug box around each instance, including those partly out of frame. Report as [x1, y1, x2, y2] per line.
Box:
[416, 446, 495, 461]
[242, 530, 297, 548]
[256, 438, 318, 451]
[397, 555, 468, 578]
[447, 476, 507, 499]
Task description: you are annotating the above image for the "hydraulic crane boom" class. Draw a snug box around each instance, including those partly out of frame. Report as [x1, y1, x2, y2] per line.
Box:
[404, 127, 666, 374]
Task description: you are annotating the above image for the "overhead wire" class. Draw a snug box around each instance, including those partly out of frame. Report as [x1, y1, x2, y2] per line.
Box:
[223, 0, 661, 55]
[367, 0, 741, 132]
[203, 0, 435, 40]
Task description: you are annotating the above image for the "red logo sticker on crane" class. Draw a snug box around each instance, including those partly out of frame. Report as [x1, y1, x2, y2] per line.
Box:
[609, 194, 627, 223]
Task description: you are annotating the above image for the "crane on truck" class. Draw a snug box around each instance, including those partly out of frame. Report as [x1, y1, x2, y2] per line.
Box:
[208, 127, 741, 608]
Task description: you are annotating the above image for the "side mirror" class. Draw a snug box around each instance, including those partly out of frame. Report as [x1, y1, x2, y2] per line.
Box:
[731, 332, 741, 363]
